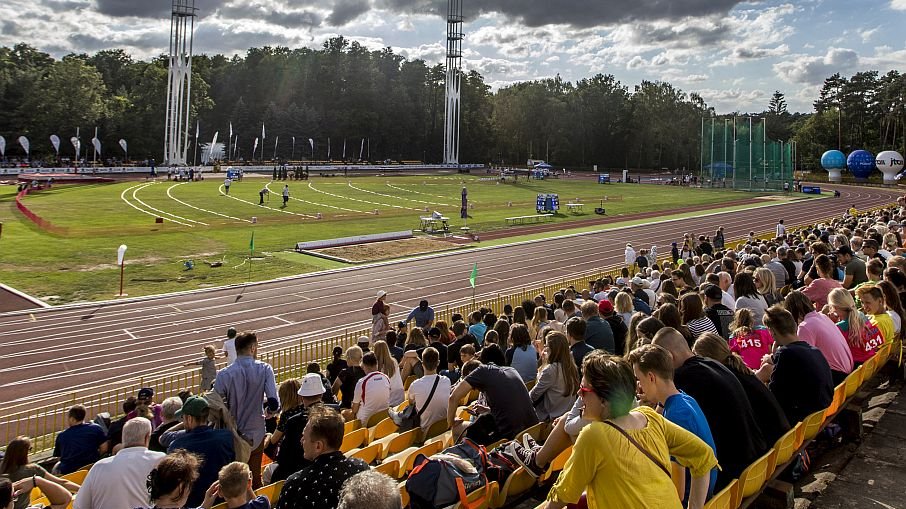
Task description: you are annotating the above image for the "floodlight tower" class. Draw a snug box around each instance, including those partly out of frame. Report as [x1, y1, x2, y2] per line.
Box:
[443, 0, 463, 165]
[163, 0, 197, 166]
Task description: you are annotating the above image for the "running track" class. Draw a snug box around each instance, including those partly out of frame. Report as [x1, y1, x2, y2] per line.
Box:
[0, 184, 897, 418]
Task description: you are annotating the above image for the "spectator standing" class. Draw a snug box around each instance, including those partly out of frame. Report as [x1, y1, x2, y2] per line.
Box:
[52, 405, 108, 475]
[275, 407, 369, 509]
[371, 304, 390, 343]
[581, 301, 615, 353]
[74, 418, 165, 509]
[213, 331, 279, 489]
[529, 332, 579, 421]
[222, 327, 238, 365]
[758, 306, 834, 424]
[160, 396, 235, 507]
[345, 352, 390, 424]
[625, 243, 637, 270]
[185, 345, 223, 393]
[776, 219, 786, 238]
[406, 300, 435, 331]
[0, 437, 79, 509]
[406, 347, 452, 434]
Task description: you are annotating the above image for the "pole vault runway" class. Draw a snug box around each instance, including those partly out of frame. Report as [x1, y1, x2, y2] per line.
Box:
[0, 184, 897, 416]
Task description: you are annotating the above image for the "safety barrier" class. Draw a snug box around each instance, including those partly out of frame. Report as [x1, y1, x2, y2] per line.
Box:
[2, 201, 895, 453]
[14, 188, 70, 235]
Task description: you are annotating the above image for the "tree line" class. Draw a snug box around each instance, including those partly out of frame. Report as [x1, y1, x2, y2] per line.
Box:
[1, 38, 903, 171]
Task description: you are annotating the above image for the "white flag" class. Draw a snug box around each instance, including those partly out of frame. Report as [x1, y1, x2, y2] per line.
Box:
[91, 137, 101, 156]
[327, 137, 331, 160]
[195, 121, 199, 139]
[18, 136, 30, 156]
[308, 138, 314, 152]
[253, 137, 259, 155]
[229, 122, 233, 139]
[117, 244, 128, 265]
[360, 138, 365, 160]
[118, 139, 128, 154]
[70, 136, 80, 156]
[0, 135, 5, 156]
[343, 138, 346, 159]
[261, 124, 266, 140]
[50, 134, 61, 155]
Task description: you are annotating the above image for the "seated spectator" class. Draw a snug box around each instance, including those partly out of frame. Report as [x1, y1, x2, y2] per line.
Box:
[598, 300, 628, 356]
[406, 300, 435, 331]
[530, 307, 550, 342]
[784, 291, 853, 384]
[105, 396, 137, 453]
[680, 293, 718, 343]
[565, 317, 594, 376]
[827, 288, 884, 366]
[702, 284, 733, 340]
[555, 299, 578, 323]
[52, 405, 108, 475]
[856, 284, 897, 344]
[332, 346, 365, 409]
[448, 359, 539, 445]
[269, 374, 327, 482]
[344, 352, 390, 424]
[581, 301, 615, 353]
[628, 344, 718, 504]
[215, 462, 270, 509]
[275, 407, 369, 509]
[877, 281, 904, 340]
[160, 396, 235, 507]
[506, 324, 539, 382]
[373, 341, 405, 406]
[305, 363, 338, 405]
[734, 272, 769, 326]
[692, 333, 791, 445]
[150, 397, 183, 452]
[755, 267, 783, 307]
[0, 437, 79, 509]
[543, 352, 717, 509]
[758, 306, 834, 424]
[326, 346, 348, 383]
[529, 332, 579, 421]
[479, 342, 507, 366]
[406, 347, 452, 434]
[263, 379, 305, 469]
[436, 320, 456, 345]
[128, 388, 163, 429]
[74, 418, 165, 509]
[633, 315, 666, 350]
[652, 327, 767, 489]
[728, 308, 774, 371]
[145, 450, 217, 509]
[801, 254, 844, 309]
[468, 311, 488, 345]
[0, 476, 72, 509]
[654, 303, 692, 345]
[336, 471, 401, 509]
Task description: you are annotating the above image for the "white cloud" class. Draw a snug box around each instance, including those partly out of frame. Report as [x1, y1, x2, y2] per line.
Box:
[891, 0, 906, 9]
[773, 47, 860, 85]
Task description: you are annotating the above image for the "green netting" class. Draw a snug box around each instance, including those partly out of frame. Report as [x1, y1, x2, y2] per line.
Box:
[700, 117, 793, 191]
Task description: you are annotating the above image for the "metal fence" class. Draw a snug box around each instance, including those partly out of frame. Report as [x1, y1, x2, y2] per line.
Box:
[3, 200, 893, 453]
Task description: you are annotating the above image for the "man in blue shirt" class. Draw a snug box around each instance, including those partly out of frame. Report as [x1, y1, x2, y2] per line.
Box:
[52, 405, 108, 475]
[467, 311, 487, 345]
[406, 300, 435, 330]
[214, 331, 279, 489]
[629, 344, 718, 503]
[160, 396, 235, 507]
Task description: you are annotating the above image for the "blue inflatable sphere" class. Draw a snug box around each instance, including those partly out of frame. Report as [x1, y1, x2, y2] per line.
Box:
[847, 150, 876, 179]
[820, 150, 846, 170]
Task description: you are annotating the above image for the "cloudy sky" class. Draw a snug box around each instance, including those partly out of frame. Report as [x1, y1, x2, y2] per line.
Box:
[2, 0, 905, 113]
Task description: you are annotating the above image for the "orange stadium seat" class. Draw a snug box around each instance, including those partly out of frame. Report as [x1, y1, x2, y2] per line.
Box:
[733, 448, 776, 508]
[704, 478, 738, 509]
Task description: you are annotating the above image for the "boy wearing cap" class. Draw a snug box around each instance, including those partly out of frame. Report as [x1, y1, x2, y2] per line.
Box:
[162, 396, 235, 507]
[128, 388, 163, 428]
[270, 373, 328, 482]
[703, 284, 734, 340]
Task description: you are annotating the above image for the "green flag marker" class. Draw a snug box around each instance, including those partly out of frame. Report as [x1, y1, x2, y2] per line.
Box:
[249, 231, 255, 254]
[469, 262, 478, 288]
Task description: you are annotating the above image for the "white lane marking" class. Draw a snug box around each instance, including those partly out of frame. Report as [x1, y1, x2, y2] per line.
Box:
[267, 183, 365, 213]
[167, 183, 251, 223]
[121, 183, 191, 226]
[347, 181, 453, 207]
[261, 183, 329, 218]
[131, 183, 207, 226]
[218, 185, 314, 218]
[386, 182, 459, 200]
[273, 316, 294, 325]
[124, 329, 137, 339]
[306, 182, 419, 211]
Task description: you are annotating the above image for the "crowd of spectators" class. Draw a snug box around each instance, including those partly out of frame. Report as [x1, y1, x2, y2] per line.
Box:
[4, 200, 906, 509]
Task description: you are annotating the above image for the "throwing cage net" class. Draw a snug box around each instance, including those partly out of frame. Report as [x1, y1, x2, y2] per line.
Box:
[700, 117, 794, 192]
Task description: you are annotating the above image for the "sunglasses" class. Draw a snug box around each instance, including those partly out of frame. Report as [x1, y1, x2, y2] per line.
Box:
[578, 386, 595, 396]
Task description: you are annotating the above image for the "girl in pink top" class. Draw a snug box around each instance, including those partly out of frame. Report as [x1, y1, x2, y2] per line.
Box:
[728, 308, 774, 370]
[827, 288, 882, 365]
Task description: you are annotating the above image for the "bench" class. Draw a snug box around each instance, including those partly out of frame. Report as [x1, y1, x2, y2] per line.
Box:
[566, 203, 584, 213]
[505, 214, 553, 225]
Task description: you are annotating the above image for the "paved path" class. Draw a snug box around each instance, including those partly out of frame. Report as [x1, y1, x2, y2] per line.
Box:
[0, 185, 896, 418]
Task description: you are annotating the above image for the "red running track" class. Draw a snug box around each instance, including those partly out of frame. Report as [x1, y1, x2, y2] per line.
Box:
[0, 184, 897, 418]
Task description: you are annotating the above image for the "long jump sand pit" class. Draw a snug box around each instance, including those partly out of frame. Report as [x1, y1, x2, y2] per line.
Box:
[312, 236, 465, 263]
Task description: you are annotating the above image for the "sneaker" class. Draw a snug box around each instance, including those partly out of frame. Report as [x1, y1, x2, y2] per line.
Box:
[522, 433, 540, 452]
[506, 441, 545, 478]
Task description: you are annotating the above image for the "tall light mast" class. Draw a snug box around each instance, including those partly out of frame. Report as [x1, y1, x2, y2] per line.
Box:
[443, 0, 463, 165]
[163, 0, 197, 166]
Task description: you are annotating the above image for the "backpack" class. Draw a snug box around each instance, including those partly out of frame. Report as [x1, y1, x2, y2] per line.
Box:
[203, 391, 252, 463]
[486, 444, 519, 486]
[406, 438, 489, 509]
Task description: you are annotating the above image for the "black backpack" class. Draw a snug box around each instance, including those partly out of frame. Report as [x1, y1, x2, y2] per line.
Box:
[406, 438, 489, 509]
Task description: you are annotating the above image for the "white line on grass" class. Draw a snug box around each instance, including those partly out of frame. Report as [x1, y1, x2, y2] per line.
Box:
[347, 182, 453, 207]
[385, 182, 459, 201]
[167, 183, 252, 223]
[120, 183, 195, 227]
[263, 182, 362, 213]
[218, 185, 316, 218]
[132, 183, 208, 226]
[307, 182, 420, 211]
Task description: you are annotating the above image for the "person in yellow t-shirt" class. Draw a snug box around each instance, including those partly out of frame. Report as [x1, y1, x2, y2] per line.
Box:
[856, 285, 895, 344]
[543, 352, 718, 509]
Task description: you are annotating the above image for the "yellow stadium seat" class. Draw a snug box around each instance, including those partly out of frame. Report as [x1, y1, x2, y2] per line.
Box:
[350, 442, 382, 465]
[377, 428, 421, 460]
[374, 460, 400, 479]
[366, 409, 390, 428]
[525, 379, 536, 391]
[212, 503, 227, 509]
[404, 375, 418, 391]
[369, 417, 399, 443]
[491, 467, 536, 508]
[518, 422, 545, 443]
[770, 422, 803, 472]
[540, 445, 573, 482]
[399, 481, 410, 507]
[344, 419, 361, 434]
[704, 478, 737, 509]
[395, 440, 445, 478]
[862, 354, 880, 381]
[824, 383, 847, 422]
[877, 343, 892, 365]
[844, 366, 863, 398]
[451, 482, 498, 509]
[255, 480, 284, 504]
[733, 448, 776, 508]
[800, 409, 826, 442]
[341, 427, 369, 453]
[61, 470, 88, 485]
[423, 418, 449, 441]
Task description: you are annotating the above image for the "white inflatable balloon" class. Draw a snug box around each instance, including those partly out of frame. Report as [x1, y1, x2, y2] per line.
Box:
[876, 151, 905, 183]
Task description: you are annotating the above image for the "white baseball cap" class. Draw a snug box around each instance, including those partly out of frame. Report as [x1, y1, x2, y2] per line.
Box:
[376, 290, 387, 298]
[298, 373, 326, 397]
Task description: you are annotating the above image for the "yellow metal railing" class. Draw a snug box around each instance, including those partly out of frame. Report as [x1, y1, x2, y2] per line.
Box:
[3, 201, 894, 453]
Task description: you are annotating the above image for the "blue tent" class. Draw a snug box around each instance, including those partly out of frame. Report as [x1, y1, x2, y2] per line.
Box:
[533, 162, 553, 169]
[705, 162, 735, 178]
